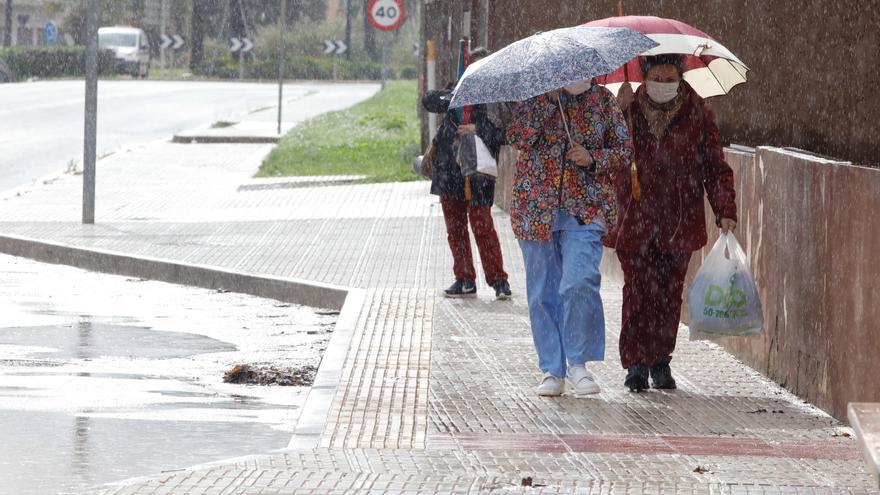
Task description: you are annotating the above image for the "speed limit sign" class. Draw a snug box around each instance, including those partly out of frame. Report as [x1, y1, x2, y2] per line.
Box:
[367, 0, 406, 32]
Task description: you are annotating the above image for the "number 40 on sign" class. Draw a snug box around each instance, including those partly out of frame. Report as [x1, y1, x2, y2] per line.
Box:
[367, 0, 406, 32]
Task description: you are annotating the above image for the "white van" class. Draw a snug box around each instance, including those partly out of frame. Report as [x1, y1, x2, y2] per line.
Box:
[98, 26, 151, 78]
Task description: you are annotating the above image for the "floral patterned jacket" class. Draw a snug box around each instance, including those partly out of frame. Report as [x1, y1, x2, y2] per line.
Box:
[506, 85, 632, 242]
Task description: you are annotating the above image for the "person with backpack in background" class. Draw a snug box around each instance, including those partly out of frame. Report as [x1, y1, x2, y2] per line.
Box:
[421, 47, 512, 300]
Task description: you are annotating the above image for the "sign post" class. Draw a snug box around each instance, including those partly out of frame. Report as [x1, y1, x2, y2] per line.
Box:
[277, 0, 286, 136]
[366, 0, 405, 89]
[83, 0, 99, 224]
[159, 0, 167, 76]
[160, 34, 183, 79]
[426, 40, 437, 139]
[323, 40, 347, 80]
[230, 37, 253, 80]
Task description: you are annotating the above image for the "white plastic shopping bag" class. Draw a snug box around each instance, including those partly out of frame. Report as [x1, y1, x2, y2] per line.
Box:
[473, 135, 498, 177]
[687, 233, 763, 336]
[456, 133, 497, 177]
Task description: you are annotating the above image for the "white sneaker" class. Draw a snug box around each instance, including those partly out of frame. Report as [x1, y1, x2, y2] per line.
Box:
[566, 366, 600, 396]
[536, 373, 564, 396]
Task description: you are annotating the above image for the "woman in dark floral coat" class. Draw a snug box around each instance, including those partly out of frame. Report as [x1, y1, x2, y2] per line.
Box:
[608, 54, 737, 392]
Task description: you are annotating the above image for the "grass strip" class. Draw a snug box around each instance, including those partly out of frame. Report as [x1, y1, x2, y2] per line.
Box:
[258, 80, 421, 183]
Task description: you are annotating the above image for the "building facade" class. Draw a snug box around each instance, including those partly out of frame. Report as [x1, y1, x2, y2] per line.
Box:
[1, 0, 69, 46]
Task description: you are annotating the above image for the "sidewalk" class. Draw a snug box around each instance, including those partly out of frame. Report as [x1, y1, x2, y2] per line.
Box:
[0, 130, 875, 493]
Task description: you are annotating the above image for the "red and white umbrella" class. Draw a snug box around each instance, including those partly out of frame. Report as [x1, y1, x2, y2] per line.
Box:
[582, 16, 749, 98]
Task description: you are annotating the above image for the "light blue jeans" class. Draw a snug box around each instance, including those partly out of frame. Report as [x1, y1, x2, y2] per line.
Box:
[518, 212, 606, 378]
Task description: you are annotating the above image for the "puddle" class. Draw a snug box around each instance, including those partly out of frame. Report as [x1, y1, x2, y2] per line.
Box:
[0, 322, 306, 494]
[0, 410, 291, 495]
[0, 323, 237, 360]
[0, 359, 64, 367]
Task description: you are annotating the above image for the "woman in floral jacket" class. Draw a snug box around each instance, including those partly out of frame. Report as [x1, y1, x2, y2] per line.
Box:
[507, 81, 632, 397]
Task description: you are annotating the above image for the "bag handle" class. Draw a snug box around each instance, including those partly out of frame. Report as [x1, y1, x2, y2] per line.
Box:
[705, 233, 728, 264]
[719, 232, 748, 265]
[728, 234, 749, 266]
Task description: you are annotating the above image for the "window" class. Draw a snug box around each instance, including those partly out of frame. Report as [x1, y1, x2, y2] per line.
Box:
[99, 33, 138, 48]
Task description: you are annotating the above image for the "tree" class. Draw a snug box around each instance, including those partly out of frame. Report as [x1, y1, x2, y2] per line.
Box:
[232, 0, 326, 29]
[62, 0, 146, 45]
[362, 0, 377, 61]
[189, 0, 215, 69]
[4, 0, 12, 46]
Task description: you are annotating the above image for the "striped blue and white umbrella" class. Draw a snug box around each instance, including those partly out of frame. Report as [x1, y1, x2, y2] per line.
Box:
[448, 26, 658, 109]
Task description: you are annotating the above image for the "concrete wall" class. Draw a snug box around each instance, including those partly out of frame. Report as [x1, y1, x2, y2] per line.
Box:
[682, 147, 880, 421]
[421, 0, 880, 165]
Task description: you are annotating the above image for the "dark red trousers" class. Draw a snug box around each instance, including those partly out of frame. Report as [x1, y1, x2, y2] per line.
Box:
[617, 245, 692, 369]
[440, 196, 508, 284]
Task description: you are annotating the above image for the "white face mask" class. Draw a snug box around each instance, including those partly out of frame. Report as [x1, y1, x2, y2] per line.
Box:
[564, 80, 591, 95]
[645, 81, 680, 104]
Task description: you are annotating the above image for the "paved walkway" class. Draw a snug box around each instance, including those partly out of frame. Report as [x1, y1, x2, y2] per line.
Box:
[0, 136, 875, 493]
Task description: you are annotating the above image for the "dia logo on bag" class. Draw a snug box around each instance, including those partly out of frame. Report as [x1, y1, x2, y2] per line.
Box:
[687, 234, 763, 336]
[703, 281, 748, 319]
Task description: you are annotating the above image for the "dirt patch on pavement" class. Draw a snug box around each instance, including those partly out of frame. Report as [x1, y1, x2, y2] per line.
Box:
[223, 363, 318, 386]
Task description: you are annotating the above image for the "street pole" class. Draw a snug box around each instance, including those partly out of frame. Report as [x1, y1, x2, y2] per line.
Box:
[277, 0, 285, 135]
[426, 40, 436, 139]
[237, 0, 246, 81]
[3, 0, 12, 46]
[381, 34, 386, 90]
[344, 0, 352, 60]
[238, 46, 244, 80]
[160, 0, 167, 77]
[83, 0, 99, 224]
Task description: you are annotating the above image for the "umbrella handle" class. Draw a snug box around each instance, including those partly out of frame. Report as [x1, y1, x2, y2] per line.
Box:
[555, 93, 574, 147]
[625, 106, 642, 202]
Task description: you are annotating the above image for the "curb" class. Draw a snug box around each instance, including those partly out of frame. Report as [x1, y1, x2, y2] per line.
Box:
[238, 175, 368, 191]
[285, 288, 366, 450]
[172, 134, 281, 144]
[0, 233, 348, 310]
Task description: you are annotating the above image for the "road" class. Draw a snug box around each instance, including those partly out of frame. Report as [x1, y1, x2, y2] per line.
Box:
[0, 80, 379, 192]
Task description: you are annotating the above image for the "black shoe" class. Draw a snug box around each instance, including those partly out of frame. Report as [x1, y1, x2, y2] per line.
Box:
[624, 363, 649, 392]
[444, 279, 476, 298]
[650, 363, 677, 389]
[492, 279, 511, 300]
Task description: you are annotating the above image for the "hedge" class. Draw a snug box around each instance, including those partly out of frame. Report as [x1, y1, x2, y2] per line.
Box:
[0, 46, 117, 81]
[194, 54, 404, 81]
